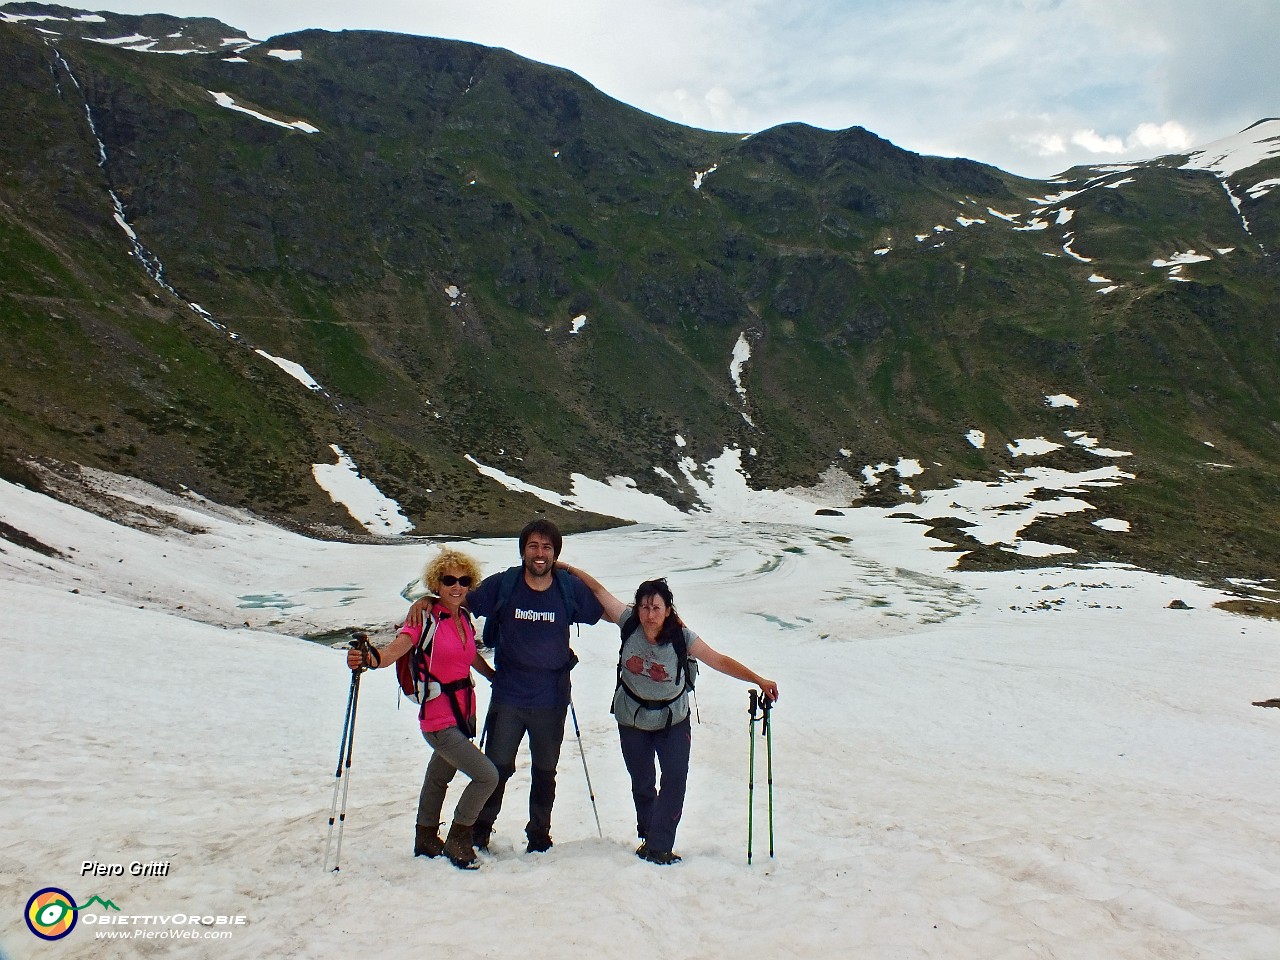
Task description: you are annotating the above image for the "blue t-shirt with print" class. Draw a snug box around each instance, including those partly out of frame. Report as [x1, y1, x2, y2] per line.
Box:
[469, 568, 604, 708]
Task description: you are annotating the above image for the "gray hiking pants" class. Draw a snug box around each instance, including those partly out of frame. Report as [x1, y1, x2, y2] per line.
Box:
[418, 725, 499, 829]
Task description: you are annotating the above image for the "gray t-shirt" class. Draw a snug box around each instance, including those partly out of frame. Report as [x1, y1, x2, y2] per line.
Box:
[612, 605, 697, 731]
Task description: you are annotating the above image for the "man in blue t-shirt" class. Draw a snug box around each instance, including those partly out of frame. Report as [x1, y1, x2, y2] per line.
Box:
[415, 519, 605, 853]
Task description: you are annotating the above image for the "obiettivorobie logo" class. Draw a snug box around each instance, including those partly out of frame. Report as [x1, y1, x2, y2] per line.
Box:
[24, 886, 247, 942]
[24, 888, 119, 941]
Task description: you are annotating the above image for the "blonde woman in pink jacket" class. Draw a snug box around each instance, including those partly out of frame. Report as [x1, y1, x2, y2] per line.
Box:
[348, 547, 496, 869]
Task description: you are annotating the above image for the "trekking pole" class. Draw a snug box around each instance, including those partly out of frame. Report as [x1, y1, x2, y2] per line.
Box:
[331, 662, 363, 871]
[568, 697, 603, 838]
[324, 656, 358, 870]
[479, 704, 492, 751]
[747, 689, 758, 864]
[325, 632, 370, 871]
[332, 632, 375, 870]
[762, 694, 775, 859]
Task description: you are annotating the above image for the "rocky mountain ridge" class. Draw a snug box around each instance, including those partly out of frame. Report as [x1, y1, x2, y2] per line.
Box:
[1, 3, 1277, 590]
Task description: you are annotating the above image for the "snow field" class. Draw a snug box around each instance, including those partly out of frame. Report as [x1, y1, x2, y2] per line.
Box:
[2, 474, 1278, 958]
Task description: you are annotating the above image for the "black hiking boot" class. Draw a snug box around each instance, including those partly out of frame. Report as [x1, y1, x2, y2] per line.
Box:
[415, 823, 444, 858]
[444, 821, 480, 870]
[472, 821, 492, 853]
[525, 831, 553, 854]
[636, 842, 681, 866]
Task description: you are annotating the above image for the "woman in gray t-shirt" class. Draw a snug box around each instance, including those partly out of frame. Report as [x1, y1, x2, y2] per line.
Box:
[559, 564, 779, 865]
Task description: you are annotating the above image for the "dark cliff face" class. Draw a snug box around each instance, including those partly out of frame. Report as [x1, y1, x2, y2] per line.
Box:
[1, 6, 1278, 583]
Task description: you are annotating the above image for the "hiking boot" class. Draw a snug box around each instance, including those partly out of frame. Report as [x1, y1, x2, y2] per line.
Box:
[414, 823, 444, 858]
[444, 821, 480, 870]
[525, 832, 553, 854]
[636, 842, 681, 866]
[472, 822, 492, 853]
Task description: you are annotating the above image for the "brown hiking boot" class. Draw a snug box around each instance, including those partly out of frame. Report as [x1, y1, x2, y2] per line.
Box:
[415, 823, 444, 858]
[444, 821, 480, 870]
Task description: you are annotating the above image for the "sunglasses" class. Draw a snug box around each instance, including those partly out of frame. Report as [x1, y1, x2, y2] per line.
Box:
[439, 575, 473, 587]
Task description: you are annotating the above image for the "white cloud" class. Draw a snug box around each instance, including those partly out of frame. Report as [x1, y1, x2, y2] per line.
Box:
[1067, 121, 1197, 158]
[662, 85, 748, 132]
[1071, 129, 1126, 154]
[1022, 119, 1199, 167]
[1129, 121, 1195, 152]
[1028, 131, 1068, 157]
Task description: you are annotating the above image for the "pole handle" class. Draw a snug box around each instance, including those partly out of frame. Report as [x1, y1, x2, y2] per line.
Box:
[349, 631, 379, 669]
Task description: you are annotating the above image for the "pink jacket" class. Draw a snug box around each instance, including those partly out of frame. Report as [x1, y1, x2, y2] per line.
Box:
[399, 605, 479, 733]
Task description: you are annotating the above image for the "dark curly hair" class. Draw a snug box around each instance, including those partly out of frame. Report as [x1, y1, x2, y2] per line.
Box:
[621, 578, 684, 645]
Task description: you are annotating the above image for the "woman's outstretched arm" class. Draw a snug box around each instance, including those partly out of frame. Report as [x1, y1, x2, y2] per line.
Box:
[557, 561, 626, 624]
[688, 635, 779, 702]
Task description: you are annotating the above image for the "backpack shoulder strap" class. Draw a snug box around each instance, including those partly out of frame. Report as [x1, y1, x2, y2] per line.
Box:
[554, 569, 578, 623]
[481, 567, 522, 648]
[458, 606, 476, 637]
[496, 566, 522, 608]
[396, 609, 441, 701]
[420, 610, 441, 670]
[396, 609, 439, 660]
[672, 630, 688, 687]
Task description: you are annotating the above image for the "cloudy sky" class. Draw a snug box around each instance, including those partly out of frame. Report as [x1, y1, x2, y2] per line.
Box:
[41, 0, 1280, 178]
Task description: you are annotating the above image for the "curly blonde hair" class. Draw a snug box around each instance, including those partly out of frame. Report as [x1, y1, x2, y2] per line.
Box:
[423, 547, 483, 594]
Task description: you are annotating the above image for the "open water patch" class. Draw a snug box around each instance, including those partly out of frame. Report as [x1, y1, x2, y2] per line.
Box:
[305, 585, 362, 607]
[237, 592, 301, 611]
[747, 611, 813, 630]
[302, 626, 370, 646]
[753, 555, 785, 575]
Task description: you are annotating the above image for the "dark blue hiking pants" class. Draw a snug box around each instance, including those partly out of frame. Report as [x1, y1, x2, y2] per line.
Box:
[475, 702, 567, 845]
[618, 716, 692, 855]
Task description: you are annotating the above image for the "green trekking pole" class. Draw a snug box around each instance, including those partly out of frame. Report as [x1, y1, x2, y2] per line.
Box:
[763, 694, 775, 859]
[747, 689, 758, 864]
